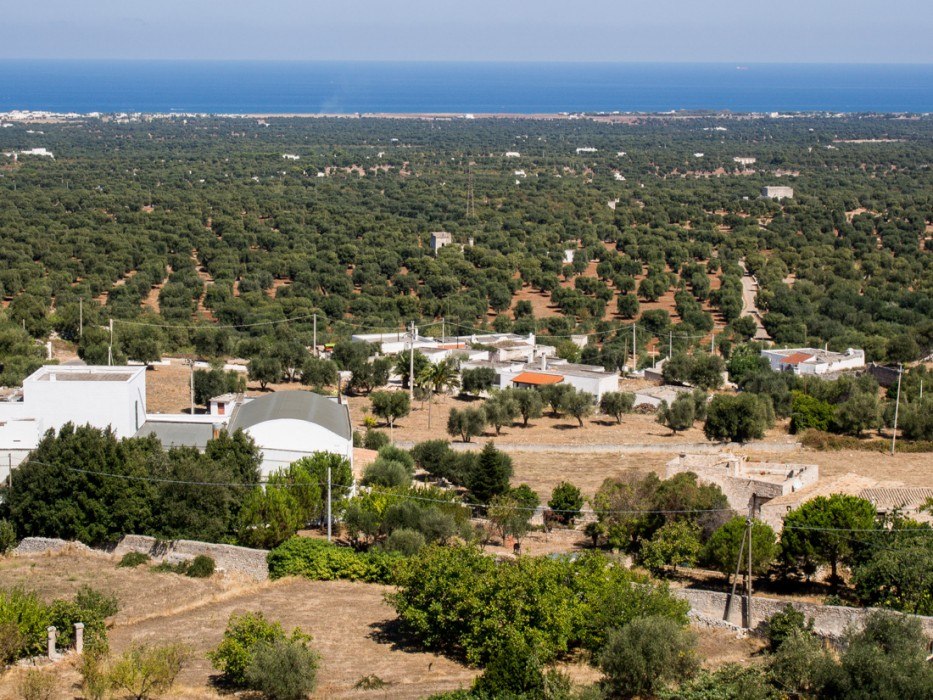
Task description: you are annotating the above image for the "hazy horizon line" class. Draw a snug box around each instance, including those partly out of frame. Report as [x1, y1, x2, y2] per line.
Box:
[1, 58, 931, 66]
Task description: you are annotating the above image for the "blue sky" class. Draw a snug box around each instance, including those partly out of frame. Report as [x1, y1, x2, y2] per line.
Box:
[3, 0, 930, 62]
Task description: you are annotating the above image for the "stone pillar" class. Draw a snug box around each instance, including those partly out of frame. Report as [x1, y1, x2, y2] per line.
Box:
[74, 623, 84, 655]
[47, 626, 57, 659]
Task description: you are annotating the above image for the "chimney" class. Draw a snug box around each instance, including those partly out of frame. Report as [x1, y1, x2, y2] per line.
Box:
[540, 354, 547, 371]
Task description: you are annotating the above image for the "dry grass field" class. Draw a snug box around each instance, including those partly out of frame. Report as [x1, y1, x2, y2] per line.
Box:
[0, 551, 477, 699]
[0, 552, 764, 699]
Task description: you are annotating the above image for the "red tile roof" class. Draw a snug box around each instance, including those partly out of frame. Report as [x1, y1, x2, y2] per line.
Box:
[512, 372, 564, 386]
[781, 352, 813, 365]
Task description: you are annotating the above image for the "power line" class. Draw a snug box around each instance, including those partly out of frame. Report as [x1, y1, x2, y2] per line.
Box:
[27, 462, 735, 517]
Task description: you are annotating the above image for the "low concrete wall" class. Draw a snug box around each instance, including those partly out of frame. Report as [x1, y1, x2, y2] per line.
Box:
[113, 535, 269, 581]
[675, 587, 933, 639]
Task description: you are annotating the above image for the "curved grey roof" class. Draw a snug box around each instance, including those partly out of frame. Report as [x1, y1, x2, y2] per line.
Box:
[228, 391, 351, 440]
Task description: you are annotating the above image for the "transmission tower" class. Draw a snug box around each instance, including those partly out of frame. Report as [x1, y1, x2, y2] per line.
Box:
[466, 165, 475, 218]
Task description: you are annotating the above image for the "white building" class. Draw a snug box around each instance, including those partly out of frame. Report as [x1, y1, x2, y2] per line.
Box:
[0, 365, 148, 478]
[761, 347, 865, 376]
[137, 390, 353, 478]
[761, 185, 794, 200]
[430, 231, 453, 254]
[464, 355, 619, 401]
[226, 391, 353, 477]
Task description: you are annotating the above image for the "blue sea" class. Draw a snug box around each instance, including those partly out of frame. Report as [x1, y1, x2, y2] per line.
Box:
[0, 61, 930, 114]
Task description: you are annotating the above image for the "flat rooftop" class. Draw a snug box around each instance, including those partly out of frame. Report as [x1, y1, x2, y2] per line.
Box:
[35, 371, 134, 382]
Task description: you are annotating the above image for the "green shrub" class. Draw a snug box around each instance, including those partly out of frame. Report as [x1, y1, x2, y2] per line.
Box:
[74, 586, 119, 620]
[18, 668, 56, 700]
[385, 528, 426, 556]
[362, 459, 411, 488]
[472, 635, 545, 698]
[0, 588, 51, 660]
[209, 612, 310, 689]
[376, 444, 415, 473]
[118, 551, 151, 568]
[185, 555, 216, 578]
[107, 643, 190, 700]
[390, 546, 689, 666]
[660, 664, 776, 700]
[0, 520, 17, 555]
[267, 537, 401, 584]
[766, 604, 814, 652]
[363, 429, 390, 450]
[598, 616, 698, 698]
[152, 560, 189, 575]
[411, 439, 453, 474]
[547, 482, 584, 525]
[245, 637, 319, 700]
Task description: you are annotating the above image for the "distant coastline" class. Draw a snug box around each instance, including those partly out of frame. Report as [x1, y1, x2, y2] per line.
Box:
[0, 61, 931, 114]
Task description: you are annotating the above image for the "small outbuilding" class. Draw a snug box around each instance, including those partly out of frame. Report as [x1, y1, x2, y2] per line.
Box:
[227, 391, 353, 477]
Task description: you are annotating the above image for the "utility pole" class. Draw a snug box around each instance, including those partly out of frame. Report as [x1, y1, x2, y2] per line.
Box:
[632, 323, 637, 371]
[441, 317, 445, 343]
[188, 359, 195, 415]
[409, 320, 416, 401]
[312, 313, 317, 357]
[746, 500, 754, 629]
[107, 319, 113, 366]
[724, 514, 747, 624]
[891, 364, 903, 456]
[326, 465, 332, 543]
[669, 331, 673, 359]
[79, 298, 83, 338]
[711, 330, 715, 355]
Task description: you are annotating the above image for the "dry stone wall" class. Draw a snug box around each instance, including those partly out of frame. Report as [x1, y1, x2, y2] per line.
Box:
[14, 535, 268, 580]
[113, 535, 269, 580]
[676, 587, 933, 639]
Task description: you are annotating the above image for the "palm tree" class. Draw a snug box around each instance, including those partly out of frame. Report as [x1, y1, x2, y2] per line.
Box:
[416, 357, 461, 429]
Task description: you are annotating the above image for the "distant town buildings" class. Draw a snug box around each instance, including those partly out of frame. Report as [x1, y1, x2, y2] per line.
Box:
[761, 347, 865, 376]
[761, 185, 794, 200]
[733, 156, 756, 166]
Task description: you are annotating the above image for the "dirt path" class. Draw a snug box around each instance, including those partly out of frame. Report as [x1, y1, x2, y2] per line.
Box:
[738, 260, 771, 341]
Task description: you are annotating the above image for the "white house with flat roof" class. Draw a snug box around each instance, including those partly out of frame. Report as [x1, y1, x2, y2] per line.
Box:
[0, 365, 147, 439]
[0, 365, 148, 479]
[761, 347, 865, 375]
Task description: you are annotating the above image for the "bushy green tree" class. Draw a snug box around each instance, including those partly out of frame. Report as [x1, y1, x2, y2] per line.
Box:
[547, 482, 584, 525]
[598, 616, 698, 698]
[639, 520, 702, 573]
[657, 393, 695, 435]
[599, 391, 635, 423]
[447, 407, 487, 442]
[512, 388, 544, 427]
[780, 494, 877, 584]
[704, 394, 774, 443]
[467, 443, 513, 503]
[703, 517, 778, 581]
[369, 390, 411, 429]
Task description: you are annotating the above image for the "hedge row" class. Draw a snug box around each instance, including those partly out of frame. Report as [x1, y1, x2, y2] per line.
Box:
[266, 537, 402, 584]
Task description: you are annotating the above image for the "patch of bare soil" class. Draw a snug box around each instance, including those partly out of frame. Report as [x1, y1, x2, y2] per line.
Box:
[0, 553, 477, 699]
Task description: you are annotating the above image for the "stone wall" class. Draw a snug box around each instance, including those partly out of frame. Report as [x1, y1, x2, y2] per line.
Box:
[112, 535, 269, 581]
[675, 587, 933, 639]
[14, 537, 97, 557]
